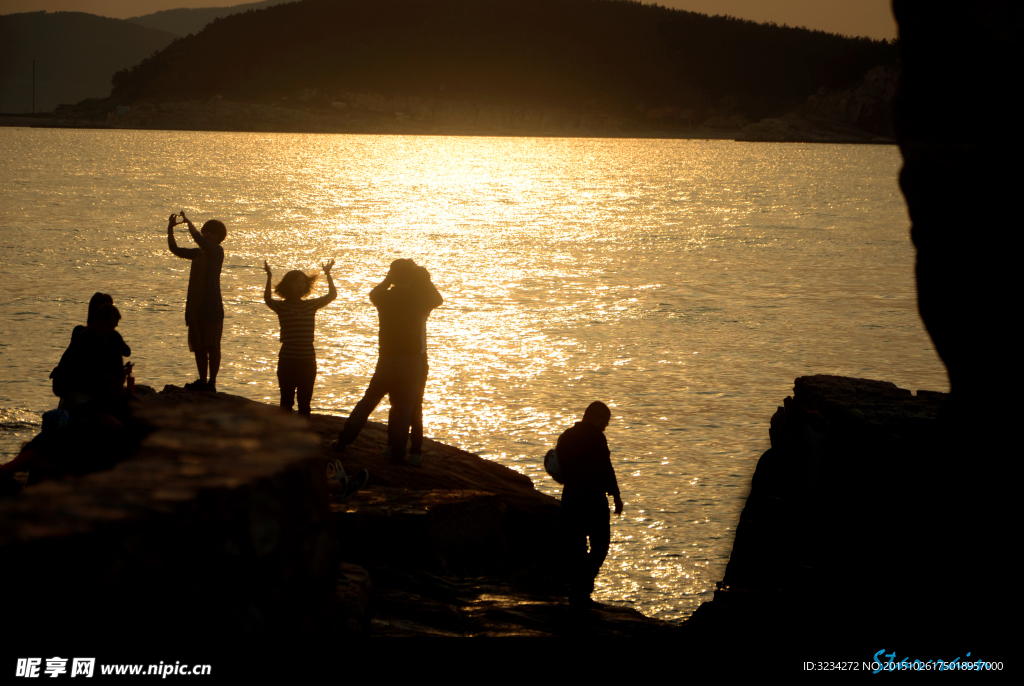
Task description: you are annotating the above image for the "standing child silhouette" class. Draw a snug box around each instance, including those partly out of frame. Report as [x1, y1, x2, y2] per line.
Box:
[263, 259, 337, 416]
[167, 211, 226, 391]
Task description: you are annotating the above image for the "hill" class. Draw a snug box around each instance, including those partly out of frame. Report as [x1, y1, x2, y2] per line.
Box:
[126, 0, 299, 38]
[739, 65, 899, 143]
[0, 11, 176, 113]
[107, 0, 897, 131]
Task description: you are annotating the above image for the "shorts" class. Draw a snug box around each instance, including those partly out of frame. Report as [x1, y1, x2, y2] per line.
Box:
[187, 318, 223, 353]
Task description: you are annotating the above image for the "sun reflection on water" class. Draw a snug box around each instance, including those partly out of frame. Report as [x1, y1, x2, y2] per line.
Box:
[0, 129, 946, 622]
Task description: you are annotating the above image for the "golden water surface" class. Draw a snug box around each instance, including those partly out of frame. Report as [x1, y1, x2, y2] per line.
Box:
[0, 129, 947, 621]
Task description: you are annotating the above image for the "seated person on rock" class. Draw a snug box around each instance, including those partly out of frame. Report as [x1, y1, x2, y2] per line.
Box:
[51, 292, 131, 408]
[51, 303, 133, 427]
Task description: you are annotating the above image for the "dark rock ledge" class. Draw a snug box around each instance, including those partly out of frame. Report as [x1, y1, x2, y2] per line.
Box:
[688, 374, 960, 647]
[4, 373, 969, 652]
[1, 385, 678, 649]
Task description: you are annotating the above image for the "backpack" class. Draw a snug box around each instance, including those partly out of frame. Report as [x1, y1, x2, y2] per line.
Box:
[49, 364, 72, 398]
[50, 331, 82, 398]
[544, 449, 565, 484]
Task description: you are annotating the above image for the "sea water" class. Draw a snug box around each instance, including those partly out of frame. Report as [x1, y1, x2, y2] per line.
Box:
[0, 128, 947, 621]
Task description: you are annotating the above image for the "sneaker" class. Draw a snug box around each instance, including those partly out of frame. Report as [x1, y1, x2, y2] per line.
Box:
[408, 453, 423, 466]
[184, 379, 207, 391]
[326, 458, 346, 483]
[339, 469, 369, 502]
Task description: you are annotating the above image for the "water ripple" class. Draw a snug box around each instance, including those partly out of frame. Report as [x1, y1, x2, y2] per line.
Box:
[0, 130, 946, 622]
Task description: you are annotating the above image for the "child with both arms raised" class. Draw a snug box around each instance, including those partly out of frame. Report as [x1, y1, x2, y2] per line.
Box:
[263, 259, 337, 416]
[263, 259, 368, 500]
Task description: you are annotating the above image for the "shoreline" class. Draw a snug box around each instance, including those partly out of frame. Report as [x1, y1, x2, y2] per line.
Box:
[1, 114, 741, 141]
[1, 119, 896, 145]
[2, 98, 893, 144]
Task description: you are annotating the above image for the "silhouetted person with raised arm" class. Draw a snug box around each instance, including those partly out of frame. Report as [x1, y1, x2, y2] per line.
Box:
[166, 211, 226, 391]
[332, 259, 442, 465]
[263, 259, 337, 416]
[556, 401, 624, 609]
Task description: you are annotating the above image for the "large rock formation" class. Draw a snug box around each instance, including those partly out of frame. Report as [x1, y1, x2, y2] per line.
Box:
[689, 2, 1020, 653]
[894, 0, 1019, 404]
[1, 397, 338, 655]
[892, 0, 1017, 643]
[689, 376, 953, 642]
[2, 386, 677, 656]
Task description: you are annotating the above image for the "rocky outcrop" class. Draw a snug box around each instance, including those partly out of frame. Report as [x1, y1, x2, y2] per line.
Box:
[367, 567, 675, 637]
[739, 66, 898, 143]
[796, 66, 897, 137]
[2, 395, 338, 652]
[703, 1, 1018, 654]
[688, 375, 953, 640]
[2, 386, 678, 650]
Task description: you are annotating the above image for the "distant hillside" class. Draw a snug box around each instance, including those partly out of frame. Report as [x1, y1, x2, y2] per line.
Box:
[0, 11, 176, 113]
[126, 0, 299, 38]
[740, 66, 899, 143]
[110, 0, 897, 125]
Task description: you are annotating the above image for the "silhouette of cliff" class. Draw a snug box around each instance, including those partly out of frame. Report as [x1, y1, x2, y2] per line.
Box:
[892, 0, 1017, 644]
[108, 0, 896, 128]
[690, 0, 1019, 657]
[689, 376, 956, 648]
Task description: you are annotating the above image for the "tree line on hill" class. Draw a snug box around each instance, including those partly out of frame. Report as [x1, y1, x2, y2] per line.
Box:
[110, 0, 897, 124]
[126, 0, 298, 39]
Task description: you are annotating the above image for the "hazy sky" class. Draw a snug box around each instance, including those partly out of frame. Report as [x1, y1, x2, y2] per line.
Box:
[0, 0, 897, 40]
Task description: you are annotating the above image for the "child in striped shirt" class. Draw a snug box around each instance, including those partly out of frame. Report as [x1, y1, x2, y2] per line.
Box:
[263, 259, 337, 416]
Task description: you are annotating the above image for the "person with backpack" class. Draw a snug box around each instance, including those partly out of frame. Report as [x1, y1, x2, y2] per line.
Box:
[553, 401, 624, 609]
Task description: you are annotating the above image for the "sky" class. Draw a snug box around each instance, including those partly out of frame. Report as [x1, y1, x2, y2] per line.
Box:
[0, 0, 897, 41]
